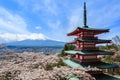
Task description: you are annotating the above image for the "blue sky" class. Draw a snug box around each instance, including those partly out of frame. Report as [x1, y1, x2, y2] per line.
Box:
[0, 0, 120, 43]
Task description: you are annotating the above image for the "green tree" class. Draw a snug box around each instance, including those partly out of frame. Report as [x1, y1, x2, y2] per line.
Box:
[103, 55, 113, 63]
[59, 44, 75, 57]
[99, 44, 119, 51]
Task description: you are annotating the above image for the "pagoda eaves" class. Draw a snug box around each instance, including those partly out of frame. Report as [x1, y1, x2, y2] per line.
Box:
[65, 50, 114, 55]
[67, 38, 111, 44]
[67, 27, 109, 36]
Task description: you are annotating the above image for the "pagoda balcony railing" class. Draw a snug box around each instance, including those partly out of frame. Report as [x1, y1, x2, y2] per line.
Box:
[70, 57, 101, 63]
[75, 37, 98, 40]
[82, 36, 98, 39]
[75, 47, 99, 50]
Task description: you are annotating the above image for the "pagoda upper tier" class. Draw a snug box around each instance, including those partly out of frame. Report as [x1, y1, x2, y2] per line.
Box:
[67, 27, 109, 36]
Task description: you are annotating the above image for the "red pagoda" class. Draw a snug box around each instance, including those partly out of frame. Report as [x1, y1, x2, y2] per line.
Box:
[64, 2, 119, 79]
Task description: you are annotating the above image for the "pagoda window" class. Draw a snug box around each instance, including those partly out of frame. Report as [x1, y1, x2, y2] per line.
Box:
[77, 41, 80, 45]
[77, 28, 80, 31]
[83, 42, 95, 48]
[77, 33, 82, 38]
[80, 56, 83, 60]
[80, 45, 83, 47]
[84, 42, 94, 44]
[84, 55, 97, 59]
[85, 32, 94, 34]
[76, 54, 79, 59]
[80, 32, 84, 37]
[84, 45, 94, 47]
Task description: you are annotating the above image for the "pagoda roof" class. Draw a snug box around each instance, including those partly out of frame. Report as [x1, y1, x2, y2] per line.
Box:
[67, 27, 109, 36]
[68, 38, 111, 44]
[80, 61, 118, 69]
[64, 59, 84, 68]
[65, 50, 114, 55]
[93, 74, 120, 80]
[64, 60, 118, 69]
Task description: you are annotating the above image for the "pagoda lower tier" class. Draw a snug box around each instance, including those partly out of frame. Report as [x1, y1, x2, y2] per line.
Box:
[63, 59, 118, 76]
[63, 59, 119, 79]
[70, 58, 118, 69]
[64, 59, 118, 69]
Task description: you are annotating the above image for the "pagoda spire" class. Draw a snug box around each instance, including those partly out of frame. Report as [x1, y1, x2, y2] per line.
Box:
[83, 2, 88, 28]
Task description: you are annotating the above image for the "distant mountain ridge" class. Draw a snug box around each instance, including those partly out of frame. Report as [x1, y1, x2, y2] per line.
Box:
[6, 39, 65, 47]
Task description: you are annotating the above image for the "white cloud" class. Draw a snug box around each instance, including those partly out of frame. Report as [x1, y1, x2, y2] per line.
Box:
[43, 0, 58, 16]
[3, 0, 120, 42]
[34, 0, 58, 16]
[86, 1, 120, 28]
[35, 26, 41, 30]
[67, 8, 82, 33]
[48, 20, 61, 29]
[0, 33, 47, 42]
[0, 7, 29, 34]
[0, 7, 48, 43]
[15, 0, 58, 16]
